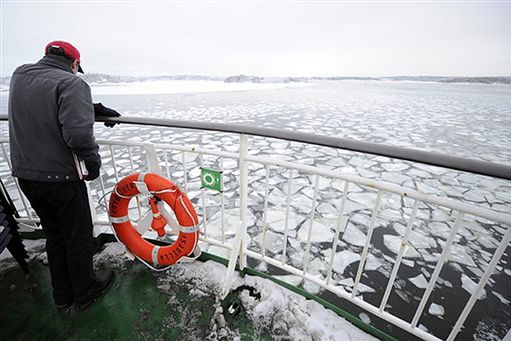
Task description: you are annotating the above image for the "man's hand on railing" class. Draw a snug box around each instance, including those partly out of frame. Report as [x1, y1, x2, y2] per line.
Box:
[93, 102, 121, 128]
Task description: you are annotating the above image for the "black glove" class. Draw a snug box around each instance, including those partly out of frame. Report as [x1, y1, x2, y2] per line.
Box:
[94, 102, 121, 128]
[84, 160, 100, 181]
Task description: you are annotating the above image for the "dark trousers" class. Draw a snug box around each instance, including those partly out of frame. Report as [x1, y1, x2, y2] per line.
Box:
[19, 179, 95, 305]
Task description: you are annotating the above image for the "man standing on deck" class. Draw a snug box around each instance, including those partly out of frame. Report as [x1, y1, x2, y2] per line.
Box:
[8, 41, 116, 313]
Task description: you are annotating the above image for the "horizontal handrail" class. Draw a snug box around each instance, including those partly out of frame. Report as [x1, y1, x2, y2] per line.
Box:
[1, 114, 510, 181]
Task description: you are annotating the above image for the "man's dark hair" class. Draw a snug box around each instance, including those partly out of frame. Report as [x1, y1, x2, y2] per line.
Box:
[47, 47, 73, 61]
[46, 46, 74, 67]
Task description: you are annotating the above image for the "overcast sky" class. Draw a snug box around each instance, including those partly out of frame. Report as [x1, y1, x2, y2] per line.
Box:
[1, 1, 510, 77]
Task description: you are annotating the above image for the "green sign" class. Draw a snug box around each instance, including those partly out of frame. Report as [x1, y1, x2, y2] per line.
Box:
[201, 167, 222, 192]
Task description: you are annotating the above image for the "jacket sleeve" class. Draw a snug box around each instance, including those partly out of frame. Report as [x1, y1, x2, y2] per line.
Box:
[58, 77, 101, 168]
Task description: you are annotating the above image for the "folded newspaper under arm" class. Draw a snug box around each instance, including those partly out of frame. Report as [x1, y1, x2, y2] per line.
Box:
[73, 154, 89, 180]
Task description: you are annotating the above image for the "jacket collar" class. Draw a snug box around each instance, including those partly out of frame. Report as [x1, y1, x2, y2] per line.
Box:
[37, 55, 74, 74]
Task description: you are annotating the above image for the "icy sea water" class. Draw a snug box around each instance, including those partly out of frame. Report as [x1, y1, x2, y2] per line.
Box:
[90, 80, 511, 163]
[1, 80, 510, 340]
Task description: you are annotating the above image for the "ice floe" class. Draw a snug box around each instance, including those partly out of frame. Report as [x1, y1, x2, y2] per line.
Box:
[206, 208, 255, 239]
[428, 303, 445, 318]
[383, 235, 420, 258]
[449, 244, 477, 267]
[381, 163, 410, 172]
[409, 274, 429, 289]
[428, 221, 451, 239]
[338, 278, 375, 293]
[264, 208, 304, 233]
[381, 172, 412, 185]
[297, 220, 335, 243]
[321, 249, 360, 275]
[461, 273, 486, 299]
[342, 223, 367, 247]
[348, 157, 377, 168]
[392, 223, 437, 249]
[348, 192, 376, 207]
[254, 231, 285, 252]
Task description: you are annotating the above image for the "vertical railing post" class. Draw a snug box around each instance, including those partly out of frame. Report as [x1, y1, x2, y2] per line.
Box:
[352, 190, 383, 298]
[261, 165, 270, 258]
[303, 175, 320, 275]
[411, 211, 465, 328]
[220, 157, 225, 244]
[182, 152, 189, 194]
[128, 147, 142, 220]
[163, 151, 171, 179]
[144, 144, 161, 175]
[220, 133, 249, 299]
[281, 169, 294, 265]
[326, 181, 350, 285]
[380, 199, 420, 311]
[238, 134, 249, 270]
[200, 153, 207, 238]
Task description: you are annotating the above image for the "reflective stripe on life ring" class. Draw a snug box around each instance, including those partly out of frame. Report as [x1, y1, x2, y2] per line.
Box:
[109, 172, 200, 266]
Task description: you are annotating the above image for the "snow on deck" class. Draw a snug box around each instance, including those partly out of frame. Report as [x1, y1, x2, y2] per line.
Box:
[98, 242, 377, 341]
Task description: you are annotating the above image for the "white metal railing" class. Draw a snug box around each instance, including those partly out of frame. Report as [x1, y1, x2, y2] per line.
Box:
[1, 121, 510, 341]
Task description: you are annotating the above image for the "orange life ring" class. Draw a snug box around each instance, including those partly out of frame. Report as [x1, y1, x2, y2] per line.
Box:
[109, 173, 200, 266]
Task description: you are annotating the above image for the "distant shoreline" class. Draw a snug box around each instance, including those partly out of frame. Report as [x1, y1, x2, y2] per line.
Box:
[84, 74, 511, 85]
[1, 74, 510, 92]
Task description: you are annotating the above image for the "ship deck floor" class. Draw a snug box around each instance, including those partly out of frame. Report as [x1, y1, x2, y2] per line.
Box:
[0, 257, 270, 340]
